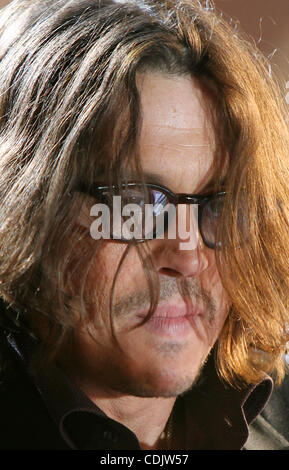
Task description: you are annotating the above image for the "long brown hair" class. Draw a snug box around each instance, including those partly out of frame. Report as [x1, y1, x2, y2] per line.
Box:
[0, 0, 288, 387]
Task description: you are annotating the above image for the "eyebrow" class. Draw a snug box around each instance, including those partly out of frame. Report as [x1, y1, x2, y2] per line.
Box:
[93, 168, 225, 194]
[116, 169, 166, 186]
[139, 171, 169, 187]
[125, 170, 225, 194]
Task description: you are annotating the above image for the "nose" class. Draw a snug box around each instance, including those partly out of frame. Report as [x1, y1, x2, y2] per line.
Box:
[151, 203, 211, 278]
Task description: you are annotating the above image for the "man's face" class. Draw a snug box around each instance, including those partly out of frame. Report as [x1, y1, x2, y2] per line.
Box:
[71, 73, 230, 398]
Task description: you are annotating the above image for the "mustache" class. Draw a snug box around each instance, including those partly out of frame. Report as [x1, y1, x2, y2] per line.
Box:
[112, 276, 217, 322]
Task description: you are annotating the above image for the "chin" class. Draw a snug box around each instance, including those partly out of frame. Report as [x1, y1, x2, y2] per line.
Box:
[114, 362, 202, 398]
[107, 337, 209, 398]
[131, 379, 195, 398]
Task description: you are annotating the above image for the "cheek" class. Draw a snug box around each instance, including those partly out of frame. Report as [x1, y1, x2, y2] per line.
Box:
[85, 242, 148, 315]
[200, 252, 231, 316]
[83, 243, 127, 320]
[197, 262, 230, 348]
[106, 246, 149, 300]
[201, 250, 225, 290]
[89, 242, 125, 283]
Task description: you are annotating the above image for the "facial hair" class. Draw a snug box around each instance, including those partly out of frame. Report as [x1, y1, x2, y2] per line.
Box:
[113, 275, 217, 325]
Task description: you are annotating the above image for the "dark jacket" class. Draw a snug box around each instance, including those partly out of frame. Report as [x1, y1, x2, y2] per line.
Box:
[244, 372, 289, 450]
[0, 327, 273, 450]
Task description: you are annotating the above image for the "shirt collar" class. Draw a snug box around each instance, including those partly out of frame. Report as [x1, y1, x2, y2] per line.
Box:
[5, 330, 273, 450]
[179, 354, 273, 449]
[34, 362, 140, 449]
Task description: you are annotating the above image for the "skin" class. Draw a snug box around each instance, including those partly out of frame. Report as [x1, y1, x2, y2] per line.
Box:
[62, 73, 231, 449]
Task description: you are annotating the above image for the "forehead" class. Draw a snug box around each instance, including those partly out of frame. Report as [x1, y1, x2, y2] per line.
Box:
[136, 72, 218, 193]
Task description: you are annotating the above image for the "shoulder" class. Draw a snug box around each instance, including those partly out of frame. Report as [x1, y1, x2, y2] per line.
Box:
[245, 373, 289, 450]
[0, 336, 68, 450]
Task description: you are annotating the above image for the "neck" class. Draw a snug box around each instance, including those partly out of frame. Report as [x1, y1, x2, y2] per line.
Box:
[71, 376, 176, 449]
[96, 395, 176, 449]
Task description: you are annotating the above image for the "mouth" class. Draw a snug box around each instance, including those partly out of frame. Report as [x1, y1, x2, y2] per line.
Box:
[135, 303, 203, 337]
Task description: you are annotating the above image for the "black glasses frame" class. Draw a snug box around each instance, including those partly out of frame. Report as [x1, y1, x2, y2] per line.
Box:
[81, 182, 226, 249]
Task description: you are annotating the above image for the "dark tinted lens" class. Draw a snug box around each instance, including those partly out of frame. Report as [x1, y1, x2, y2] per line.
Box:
[119, 186, 147, 240]
[145, 189, 171, 239]
[110, 186, 171, 240]
[151, 190, 169, 215]
[201, 194, 225, 248]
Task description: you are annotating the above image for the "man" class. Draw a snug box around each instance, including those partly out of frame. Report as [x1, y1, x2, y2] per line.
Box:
[0, 0, 288, 450]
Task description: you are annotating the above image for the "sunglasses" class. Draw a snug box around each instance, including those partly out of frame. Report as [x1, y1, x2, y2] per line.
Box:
[81, 182, 226, 249]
